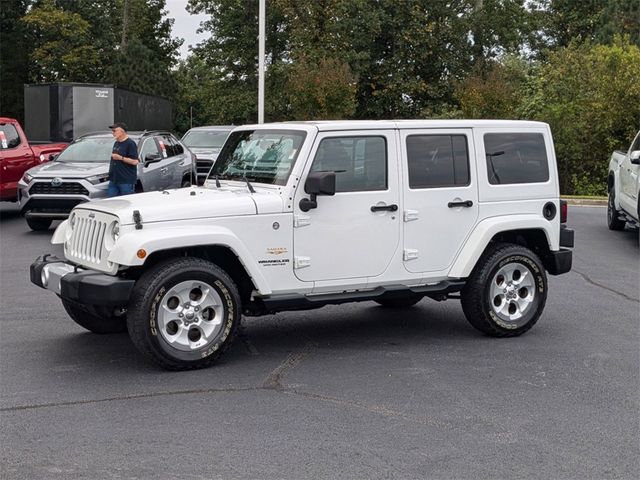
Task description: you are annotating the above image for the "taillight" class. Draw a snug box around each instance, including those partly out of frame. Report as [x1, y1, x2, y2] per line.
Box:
[560, 199, 568, 223]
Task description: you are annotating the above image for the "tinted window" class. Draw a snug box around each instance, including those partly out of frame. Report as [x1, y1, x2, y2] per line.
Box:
[311, 136, 387, 192]
[0, 123, 21, 149]
[157, 135, 172, 158]
[211, 129, 307, 186]
[165, 135, 184, 155]
[484, 133, 549, 184]
[406, 135, 469, 188]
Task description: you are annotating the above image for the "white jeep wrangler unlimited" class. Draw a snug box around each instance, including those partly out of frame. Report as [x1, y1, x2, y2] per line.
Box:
[31, 120, 574, 370]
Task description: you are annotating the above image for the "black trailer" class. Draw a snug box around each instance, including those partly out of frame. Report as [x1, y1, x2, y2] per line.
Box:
[24, 83, 172, 143]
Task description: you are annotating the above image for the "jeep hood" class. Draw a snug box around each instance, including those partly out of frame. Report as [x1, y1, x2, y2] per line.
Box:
[30, 161, 109, 178]
[75, 186, 284, 224]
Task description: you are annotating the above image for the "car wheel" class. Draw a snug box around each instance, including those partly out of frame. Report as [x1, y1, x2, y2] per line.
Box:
[181, 178, 191, 188]
[26, 217, 52, 231]
[61, 299, 127, 334]
[607, 189, 626, 230]
[461, 243, 547, 337]
[374, 295, 423, 308]
[127, 257, 241, 370]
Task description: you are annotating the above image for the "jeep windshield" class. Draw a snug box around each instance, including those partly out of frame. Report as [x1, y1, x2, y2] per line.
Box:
[55, 136, 120, 163]
[210, 130, 306, 186]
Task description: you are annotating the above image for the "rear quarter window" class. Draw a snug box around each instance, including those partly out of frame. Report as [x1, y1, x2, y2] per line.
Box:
[484, 132, 549, 185]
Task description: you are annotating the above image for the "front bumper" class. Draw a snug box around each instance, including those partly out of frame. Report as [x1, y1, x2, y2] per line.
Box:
[30, 255, 134, 306]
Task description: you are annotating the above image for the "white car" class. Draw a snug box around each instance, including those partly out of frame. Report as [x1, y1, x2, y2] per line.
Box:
[181, 126, 234, 185]
[607, 130, 640, 230]
[31, 120, 574, 370]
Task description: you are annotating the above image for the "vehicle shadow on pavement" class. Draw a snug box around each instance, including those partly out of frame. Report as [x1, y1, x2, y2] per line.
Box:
[39, 302, 479, 373]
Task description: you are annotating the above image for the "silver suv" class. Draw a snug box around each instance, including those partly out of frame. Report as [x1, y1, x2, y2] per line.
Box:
[181, 126, 234, 185]
[18, 131, 195, 230]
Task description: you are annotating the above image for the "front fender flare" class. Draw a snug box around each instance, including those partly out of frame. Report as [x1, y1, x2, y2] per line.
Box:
[448, 215, 556, 278]
[108, 226, 272, 295]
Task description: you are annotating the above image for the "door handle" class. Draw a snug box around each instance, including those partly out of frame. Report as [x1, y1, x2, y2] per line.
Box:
[371, 204, 398, 212]
[448, 200, 473, 208]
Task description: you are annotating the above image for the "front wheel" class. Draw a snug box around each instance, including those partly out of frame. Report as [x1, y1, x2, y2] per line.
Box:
[127, 257, 241, 370]
[461, 243, 547, 337]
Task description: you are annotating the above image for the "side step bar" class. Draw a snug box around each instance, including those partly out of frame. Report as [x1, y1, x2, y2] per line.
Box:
[256, 281, 465, 314]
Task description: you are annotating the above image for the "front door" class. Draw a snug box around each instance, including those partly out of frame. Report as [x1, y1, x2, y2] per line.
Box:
[0, 122, 35, 199]
[293, 130, 400, 283]
[620, 132, 640, 213]
[400, 129, 479, 274]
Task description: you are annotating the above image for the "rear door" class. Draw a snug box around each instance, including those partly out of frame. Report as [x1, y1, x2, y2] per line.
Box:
[400, 129, 479, 274]
[157, 134, 182, 188]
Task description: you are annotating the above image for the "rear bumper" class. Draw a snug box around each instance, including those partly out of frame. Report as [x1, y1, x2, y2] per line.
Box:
[546, 248, 572, 276]
[30, 255, 134, 306]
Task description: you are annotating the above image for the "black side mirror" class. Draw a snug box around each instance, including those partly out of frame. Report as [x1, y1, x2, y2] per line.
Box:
[299, 171, 336, 212]
[49, 153, 58, 162]
[144, 153, 162, 166]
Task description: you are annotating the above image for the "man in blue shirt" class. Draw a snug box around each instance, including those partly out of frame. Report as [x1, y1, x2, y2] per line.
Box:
[107, 122, 139, 197]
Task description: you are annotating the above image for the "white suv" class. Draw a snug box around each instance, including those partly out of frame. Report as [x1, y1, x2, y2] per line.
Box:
[31, 120, 574, 370]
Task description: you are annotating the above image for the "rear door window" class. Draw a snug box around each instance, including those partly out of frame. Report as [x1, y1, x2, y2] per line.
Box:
[484, 132, 549, 184]
[406, 134, 470, 188]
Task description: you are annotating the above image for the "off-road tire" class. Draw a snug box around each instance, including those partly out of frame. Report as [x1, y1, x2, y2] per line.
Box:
[607, 189, 626, 230]
[26, 217, 52, 231]
[461, 243, 547, 337]
[375, 295, 423, 308]
[127, 257, 241, 370]
[61, 298, 127, 334]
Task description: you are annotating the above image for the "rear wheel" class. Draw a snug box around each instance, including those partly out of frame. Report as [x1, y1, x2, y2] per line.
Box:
[461, 243, 547, 337]
[607, 189, 626, 230]
[26, 217, 52, 231]
[127, 257, 241, 370]
[61, 299, 127, 334]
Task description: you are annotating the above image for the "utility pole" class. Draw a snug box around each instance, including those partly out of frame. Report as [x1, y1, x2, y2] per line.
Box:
[258, 0, 265, 123]
[121, 0, 132, 50]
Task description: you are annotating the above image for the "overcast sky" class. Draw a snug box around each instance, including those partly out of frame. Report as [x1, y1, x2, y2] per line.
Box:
[164, 0, 210, 59]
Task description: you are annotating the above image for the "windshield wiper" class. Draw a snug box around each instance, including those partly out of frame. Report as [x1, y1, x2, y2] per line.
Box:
[244, 176, 255, 193]
[214, 175, 221, 188]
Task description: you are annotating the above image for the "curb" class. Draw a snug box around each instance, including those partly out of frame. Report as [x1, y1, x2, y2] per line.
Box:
[561, 197, 607, 206]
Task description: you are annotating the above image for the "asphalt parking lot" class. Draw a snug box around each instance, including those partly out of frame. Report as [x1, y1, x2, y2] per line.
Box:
[0, 203, 638, 480]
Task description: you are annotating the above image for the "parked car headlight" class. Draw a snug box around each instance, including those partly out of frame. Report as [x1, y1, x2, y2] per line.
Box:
[22, 172, 33, 184]
[87, 174, 110, 185]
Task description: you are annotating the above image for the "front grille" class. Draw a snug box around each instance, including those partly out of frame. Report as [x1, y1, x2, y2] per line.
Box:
[68, 216, 108, 265]
[30, 181, 89, 196]
[64, 209, 119, 274]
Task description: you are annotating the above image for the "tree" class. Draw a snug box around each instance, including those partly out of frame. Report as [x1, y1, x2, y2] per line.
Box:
[20, 0, 100, 82]
[524, 38, 640, 194]
[0, 0, 31, 120]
